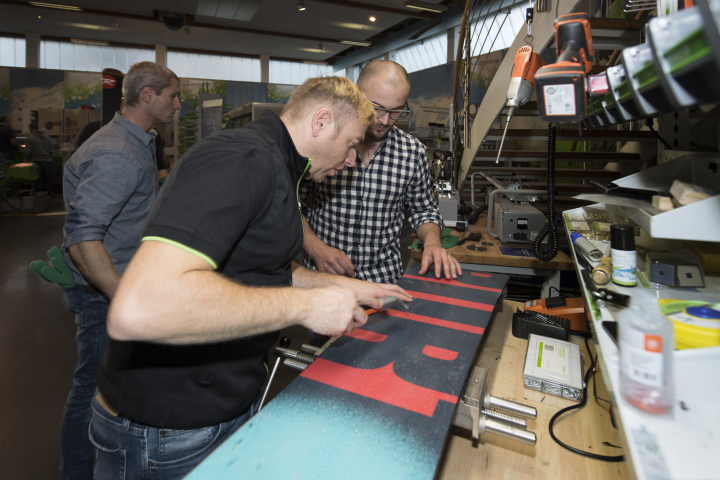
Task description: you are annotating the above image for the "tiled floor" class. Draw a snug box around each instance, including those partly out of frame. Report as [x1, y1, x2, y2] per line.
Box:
[0, 197, 303, 480]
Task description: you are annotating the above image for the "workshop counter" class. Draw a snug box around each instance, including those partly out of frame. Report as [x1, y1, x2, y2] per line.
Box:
[410, 220, 574, 297]
[438, 300, 629, 480]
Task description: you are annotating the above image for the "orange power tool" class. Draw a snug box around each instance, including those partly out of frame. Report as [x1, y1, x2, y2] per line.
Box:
[496, 46, 546, 163]
[535, 12, 594, 122]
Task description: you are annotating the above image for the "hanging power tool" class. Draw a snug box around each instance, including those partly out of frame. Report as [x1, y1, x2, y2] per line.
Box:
[535, 13, 594, 122]
[495, 46, 546, 163]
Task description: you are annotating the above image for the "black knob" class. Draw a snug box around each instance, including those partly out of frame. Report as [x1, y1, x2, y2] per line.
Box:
[279, 336, 291, 348]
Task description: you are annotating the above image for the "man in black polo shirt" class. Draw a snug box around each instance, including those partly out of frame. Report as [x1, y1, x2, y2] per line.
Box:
[91, 76, 412, 480]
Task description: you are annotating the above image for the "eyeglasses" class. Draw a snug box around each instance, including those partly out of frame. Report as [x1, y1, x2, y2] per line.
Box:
[370, 101, 410, 120]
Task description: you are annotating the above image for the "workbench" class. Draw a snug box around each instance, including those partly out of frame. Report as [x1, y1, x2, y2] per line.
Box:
[438, 299, 629, 480]
[410, 217, 575, 298]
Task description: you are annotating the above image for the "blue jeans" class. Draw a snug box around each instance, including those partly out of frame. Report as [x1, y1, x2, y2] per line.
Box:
[59, 285, 111, 480]
[90, 395, 260, 480]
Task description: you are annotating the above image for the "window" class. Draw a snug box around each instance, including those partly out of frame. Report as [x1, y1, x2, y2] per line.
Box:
[39, 41, 154, 72]
[468, 5, 526, 56]
[167, 51, 261, 82]
[394, 33, 447, 74]
[0, 36, 26, 68]
[269, 60, 342, 85]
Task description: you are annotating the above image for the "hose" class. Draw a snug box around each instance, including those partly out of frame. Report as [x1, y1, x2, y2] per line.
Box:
[533, 123, 560, 261]
[467, 204, 488, 224]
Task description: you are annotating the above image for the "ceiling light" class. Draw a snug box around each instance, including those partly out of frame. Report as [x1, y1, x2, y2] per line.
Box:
[403, 1, 448, 13]
[108, 18, 118, 27]
[369, 15, 376, 22]
[70, 38, 110, 46]
[339, 39, 372, 47]
[29, 2, 83, 11]
[318, 42, 325, 50]
[298, 0, 305, 11]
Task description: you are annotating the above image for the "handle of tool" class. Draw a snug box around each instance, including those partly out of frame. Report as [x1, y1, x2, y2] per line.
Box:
[592, 257, 612, 285]
[364, 299, 385, 316]
[495, 107, 514, 163]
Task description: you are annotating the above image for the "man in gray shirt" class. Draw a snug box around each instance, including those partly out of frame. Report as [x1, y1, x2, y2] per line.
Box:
[59, 61, 181, 480]
[25, 122, 54, 191]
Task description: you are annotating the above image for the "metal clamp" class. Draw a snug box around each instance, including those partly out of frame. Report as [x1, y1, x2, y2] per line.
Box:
[452, 366, 537, 445]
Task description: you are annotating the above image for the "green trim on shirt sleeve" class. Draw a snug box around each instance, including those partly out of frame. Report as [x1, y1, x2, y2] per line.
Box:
[141, 236, 218, 270]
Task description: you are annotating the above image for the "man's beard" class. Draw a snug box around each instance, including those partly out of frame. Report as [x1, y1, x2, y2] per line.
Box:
[367, 123, 390, 140]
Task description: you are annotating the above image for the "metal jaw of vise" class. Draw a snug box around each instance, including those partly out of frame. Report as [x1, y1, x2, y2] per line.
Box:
[451, 366, 537, 445]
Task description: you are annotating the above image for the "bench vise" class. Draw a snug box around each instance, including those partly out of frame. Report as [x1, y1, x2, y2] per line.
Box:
[452, 366, 537, 445]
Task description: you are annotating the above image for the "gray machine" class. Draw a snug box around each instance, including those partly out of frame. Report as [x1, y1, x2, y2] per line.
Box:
[493, 197, 547, 244]
[471, 172, 547, 244]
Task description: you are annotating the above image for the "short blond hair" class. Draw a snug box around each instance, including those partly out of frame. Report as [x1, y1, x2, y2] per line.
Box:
[282, 76, 375, 133]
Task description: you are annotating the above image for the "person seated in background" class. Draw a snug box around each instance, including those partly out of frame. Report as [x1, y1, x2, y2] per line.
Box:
[24, 122, 55, 192]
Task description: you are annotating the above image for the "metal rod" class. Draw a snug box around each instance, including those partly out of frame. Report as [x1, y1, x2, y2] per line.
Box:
[258, 357, 282, 411]
[481, 408, 527, 428]
[300, 344, 320, 355]
[464, 22, 470, 151]
[483, 417, 537, 445]
[495, 108, 514, 163]
[275, 346, 316, 365]
[487, 394, 538, 419]
[284, 358, 309, 372]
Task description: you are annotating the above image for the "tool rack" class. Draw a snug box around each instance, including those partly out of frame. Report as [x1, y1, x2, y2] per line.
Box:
[586, 0, 720, 127]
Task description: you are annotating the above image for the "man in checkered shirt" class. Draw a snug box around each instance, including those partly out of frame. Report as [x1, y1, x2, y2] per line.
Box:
[301, 60, 461, 285]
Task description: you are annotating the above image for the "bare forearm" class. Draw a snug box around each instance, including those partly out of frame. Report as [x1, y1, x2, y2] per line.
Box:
[110, 265, 311, 344]
[292, 261, 354, 288]
[417, 222, 442, 247]
[68, 241, 120, 297]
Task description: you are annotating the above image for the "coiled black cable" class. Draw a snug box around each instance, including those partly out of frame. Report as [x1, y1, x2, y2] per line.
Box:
[533, 123, 560, 261]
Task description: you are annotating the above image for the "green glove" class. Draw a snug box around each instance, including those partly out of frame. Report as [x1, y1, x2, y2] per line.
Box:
[441, 234, 459, 249]
[29, 247, 75, 288]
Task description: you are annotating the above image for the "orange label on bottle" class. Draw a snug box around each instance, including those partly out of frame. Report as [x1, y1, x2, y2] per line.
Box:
[644, 334, 663, 353]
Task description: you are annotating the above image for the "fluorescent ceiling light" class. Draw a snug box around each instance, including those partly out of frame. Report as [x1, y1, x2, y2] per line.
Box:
[29, 2, 83, 11]
[339, 39, 372, 47]
[70, 38, 109, 45]
[404, 1, 448, 13]
[298, 48, 328, 53]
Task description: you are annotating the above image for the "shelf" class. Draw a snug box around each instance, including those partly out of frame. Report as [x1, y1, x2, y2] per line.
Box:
[485, 129, 657, 142]
[564, 206, 720, 480]
[574, 155, 720, 242]
[473, 150, 642, 164]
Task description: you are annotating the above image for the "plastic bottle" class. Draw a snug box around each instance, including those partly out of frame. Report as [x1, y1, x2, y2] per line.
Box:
[618, 302, 674, 416]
